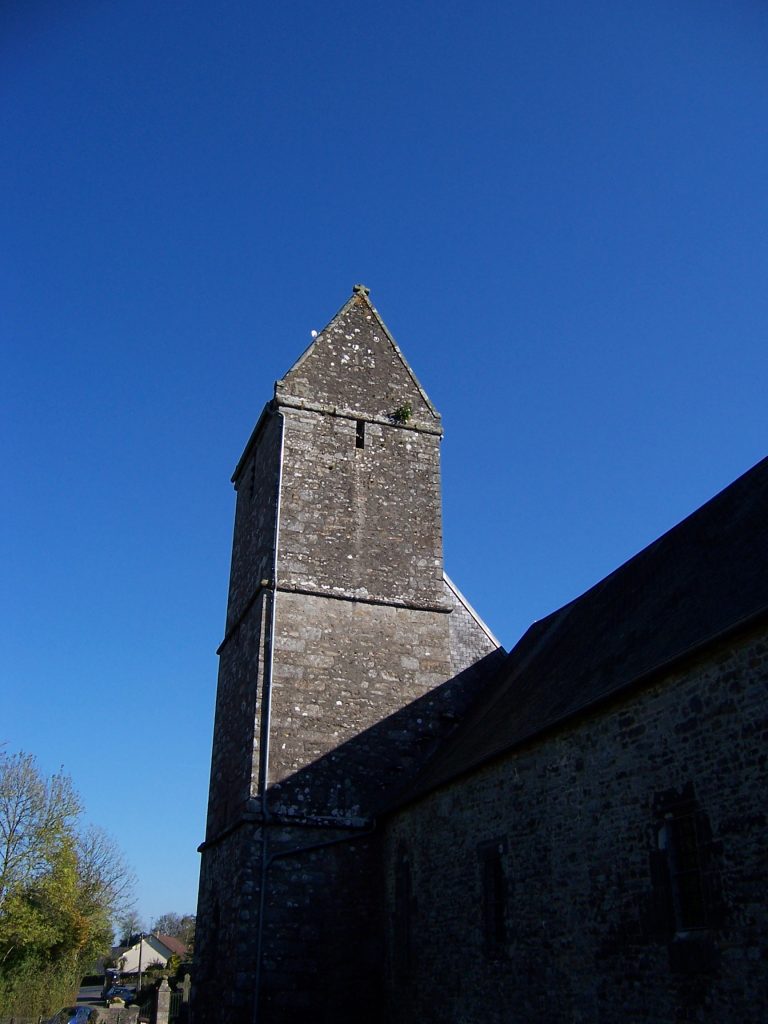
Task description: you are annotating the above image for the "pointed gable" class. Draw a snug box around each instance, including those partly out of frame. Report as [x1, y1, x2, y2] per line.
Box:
[275, 285, 441, 428]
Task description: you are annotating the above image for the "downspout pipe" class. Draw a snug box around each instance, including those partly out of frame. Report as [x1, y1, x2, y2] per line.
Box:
[253, 405, 285, 1024]
[257, 405, 285, 809]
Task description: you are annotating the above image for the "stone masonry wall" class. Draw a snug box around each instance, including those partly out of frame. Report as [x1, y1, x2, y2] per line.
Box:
[383, 622, 768, 1024]
[204, 594, 266, 839]
[258, 827, 384, 1024]
[224, 410, 281, 632]
[276, 291, 438, 427]
[204, 409, 281, 838]
[195, 822, 386, 1024]
[266, 591, 457, 814]
[248, 586, 502, 1024]
[278, 406, 445, 608]
[194, 828, 259, 1023]
[195, 291, 505, 1024]
[444, 575, 500, 676]
[196, 412, 282, 1017]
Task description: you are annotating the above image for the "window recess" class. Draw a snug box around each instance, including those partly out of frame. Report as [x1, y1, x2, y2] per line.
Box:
[478, 837, 508, 956]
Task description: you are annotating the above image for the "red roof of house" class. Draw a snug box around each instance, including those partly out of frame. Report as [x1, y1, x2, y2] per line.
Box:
[154, 934, 187, 957]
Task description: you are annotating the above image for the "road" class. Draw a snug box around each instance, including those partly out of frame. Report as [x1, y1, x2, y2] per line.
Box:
[76, 985, 103, 1005]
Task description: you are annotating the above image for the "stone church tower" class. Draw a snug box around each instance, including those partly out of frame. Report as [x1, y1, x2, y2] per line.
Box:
[194, 286, 501, 1024]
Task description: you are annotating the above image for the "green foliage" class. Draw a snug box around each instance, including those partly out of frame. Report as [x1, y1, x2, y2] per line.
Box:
[0, 751, 81, 907]
[165, 952, 181, 976]
[392, 401, 413, 424]
[0, 752, 134, 1018]
[0, 953, 83, 1018]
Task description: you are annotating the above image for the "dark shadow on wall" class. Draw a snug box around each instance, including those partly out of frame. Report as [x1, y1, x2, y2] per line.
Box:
[266, 645, 507, 819]
[206, 647, 506, 1024]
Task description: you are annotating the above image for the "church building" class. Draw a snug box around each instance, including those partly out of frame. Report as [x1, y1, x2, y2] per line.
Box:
[193, 286, 767, 1024]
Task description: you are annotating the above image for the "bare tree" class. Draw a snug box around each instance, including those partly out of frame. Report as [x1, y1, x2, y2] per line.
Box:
[152, 911, 182, 936]
[77, 826, 136, 922]
[117, 910, 147, 946]
[0, 752, 80, 908]
[152, 912, 195, 950]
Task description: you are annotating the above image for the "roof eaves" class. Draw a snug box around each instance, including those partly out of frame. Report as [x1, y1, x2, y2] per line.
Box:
[386, 601, 768, 814]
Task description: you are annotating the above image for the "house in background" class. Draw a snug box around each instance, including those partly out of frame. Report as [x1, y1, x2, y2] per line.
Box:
[112, 933, 187, 975]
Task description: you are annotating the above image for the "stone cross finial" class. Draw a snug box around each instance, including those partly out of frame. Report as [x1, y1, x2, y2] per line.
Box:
[352, 283, 370, 296]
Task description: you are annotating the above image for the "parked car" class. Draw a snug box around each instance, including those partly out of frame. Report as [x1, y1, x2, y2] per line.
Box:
[104, 985, 136, 1006]
[46, 1008, 95, 1024]
[101, 969, 122, 999]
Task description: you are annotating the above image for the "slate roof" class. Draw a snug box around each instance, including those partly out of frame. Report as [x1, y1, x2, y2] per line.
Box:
[397, 456, 768, 806]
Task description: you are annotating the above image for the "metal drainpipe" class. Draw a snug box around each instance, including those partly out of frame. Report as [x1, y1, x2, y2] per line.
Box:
[252, 406, 284, 1024]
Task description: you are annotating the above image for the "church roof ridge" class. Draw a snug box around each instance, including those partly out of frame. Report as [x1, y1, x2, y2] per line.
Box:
[393, 454, 768, 808]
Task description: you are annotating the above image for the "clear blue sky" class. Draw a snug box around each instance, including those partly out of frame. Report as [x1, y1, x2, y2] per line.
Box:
[2, 1, 766, 927]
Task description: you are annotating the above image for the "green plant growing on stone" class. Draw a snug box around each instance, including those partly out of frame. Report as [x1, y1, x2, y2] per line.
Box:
[392, 402, 412, 425]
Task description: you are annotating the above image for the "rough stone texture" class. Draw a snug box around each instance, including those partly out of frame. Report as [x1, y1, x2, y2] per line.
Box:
[225, 411, 281, 631]
[92, 1008, 139, 1024]
[193, 290, 500, 1024]
[258, 828, 383, 1023]
[267, 593, 450, 809]
[382, 622, 768, 1024]
[195, 831, 256, 1022]
[260, 577, 501, 820]
[276, 292, 439, 429]
[204, 594, 266, 839]
[155, 978, 171, 1024]
[202, 409, 282, 838]
[277, 406, 445, 607]
[195, 289, 767, 1024]
[444, 574, 499, 677]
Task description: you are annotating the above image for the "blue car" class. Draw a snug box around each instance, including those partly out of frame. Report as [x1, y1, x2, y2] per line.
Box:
[104, 985, 136, 1005]
[47, 1008, 95, 1024]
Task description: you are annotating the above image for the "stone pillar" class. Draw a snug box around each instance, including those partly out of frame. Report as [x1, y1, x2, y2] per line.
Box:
[155, 977, 171, 1024]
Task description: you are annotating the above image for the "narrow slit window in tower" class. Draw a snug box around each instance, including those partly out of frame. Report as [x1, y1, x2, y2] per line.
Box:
[356, 419, 365, 449]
